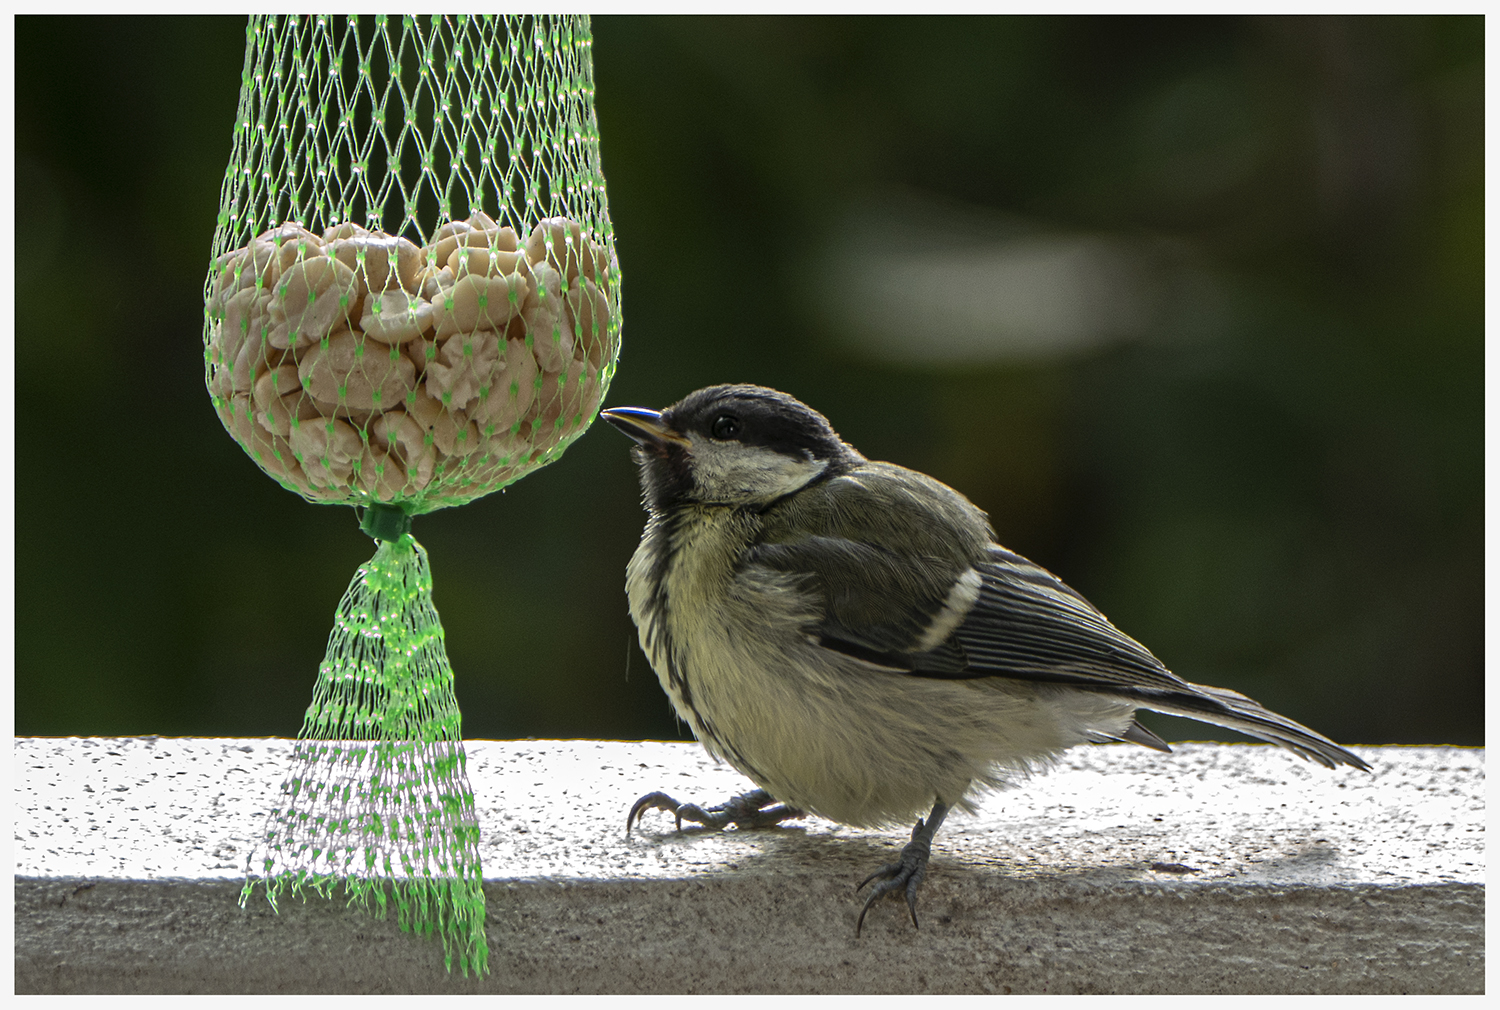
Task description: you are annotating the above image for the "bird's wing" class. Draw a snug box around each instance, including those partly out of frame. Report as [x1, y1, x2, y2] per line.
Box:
[755, 532, 1367, 770]
[748, 463, 1366, 769]
[756, 532, 1186, 690]
[748, 463, 1183, 686]
[747, 464, 993, 664]
[951, 549, 1367, 769]
[745, 533, 974, 664]
[941, 546, 1187, 690]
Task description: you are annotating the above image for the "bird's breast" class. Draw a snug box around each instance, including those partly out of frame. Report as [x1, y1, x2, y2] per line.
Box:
[625, 507, 812, 773]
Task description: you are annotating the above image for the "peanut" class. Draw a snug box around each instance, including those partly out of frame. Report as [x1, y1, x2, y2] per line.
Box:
[517, 262, 574, 372]
[564, 276, 610, 368]
[361, 289, 435, 345]
[289, 416, 362, 489]
[432, 273, 529, 337]
[332, 232, 423, 296]
[269, 256, 360, 349]
[423, 329, 501, 410]
[469, 334, 539, 433]
[298, 329, 416, 413]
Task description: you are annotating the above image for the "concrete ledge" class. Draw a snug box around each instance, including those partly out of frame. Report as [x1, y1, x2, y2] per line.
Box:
[14, 737, 1484, 994]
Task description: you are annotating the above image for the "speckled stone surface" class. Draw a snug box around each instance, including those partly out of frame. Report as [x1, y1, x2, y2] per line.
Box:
[14, 737, 1484, 994]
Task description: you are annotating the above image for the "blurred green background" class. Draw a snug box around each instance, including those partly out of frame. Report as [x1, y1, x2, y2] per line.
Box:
[15, 16, 1481, 747]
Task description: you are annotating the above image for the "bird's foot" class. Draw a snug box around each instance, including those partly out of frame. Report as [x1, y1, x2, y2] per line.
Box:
[855, 810, 945, 937]
[626, 787, 804, 834]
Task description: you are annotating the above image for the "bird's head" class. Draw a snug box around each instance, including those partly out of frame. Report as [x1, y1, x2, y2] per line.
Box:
[602, 384, 859, 511]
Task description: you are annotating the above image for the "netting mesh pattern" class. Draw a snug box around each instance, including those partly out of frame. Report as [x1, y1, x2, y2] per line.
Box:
[243, 535, 488, 975]
[204, 14, 619, 515]
[212, 15, 623, 976]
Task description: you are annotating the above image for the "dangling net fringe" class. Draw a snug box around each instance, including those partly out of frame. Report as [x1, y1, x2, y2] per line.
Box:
[241, 536, 488, 976]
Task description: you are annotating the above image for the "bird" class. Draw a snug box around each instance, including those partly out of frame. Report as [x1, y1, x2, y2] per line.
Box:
[600, 383, 1370, 935]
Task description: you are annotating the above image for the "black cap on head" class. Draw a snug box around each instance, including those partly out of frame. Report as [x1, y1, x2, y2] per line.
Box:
[663, 384, 851, 463]
[604, 384, 860, 511]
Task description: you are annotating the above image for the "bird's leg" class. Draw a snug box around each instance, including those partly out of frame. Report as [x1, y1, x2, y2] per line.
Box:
[855, 800, 950, 936]
[626, 787, 805, 834]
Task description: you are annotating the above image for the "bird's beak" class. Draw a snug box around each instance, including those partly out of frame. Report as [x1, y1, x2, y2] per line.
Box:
[600, 406, 691, 448]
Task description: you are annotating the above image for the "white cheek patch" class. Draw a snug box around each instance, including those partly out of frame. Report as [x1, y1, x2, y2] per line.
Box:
[685, 434, 829, 504]
[916, 566, 983, 651]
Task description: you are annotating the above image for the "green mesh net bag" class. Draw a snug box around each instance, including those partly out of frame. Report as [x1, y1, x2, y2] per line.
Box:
[203, 14, 620, 975]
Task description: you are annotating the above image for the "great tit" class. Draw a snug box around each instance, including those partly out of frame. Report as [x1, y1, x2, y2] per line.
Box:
[601, 383, 1369, 934]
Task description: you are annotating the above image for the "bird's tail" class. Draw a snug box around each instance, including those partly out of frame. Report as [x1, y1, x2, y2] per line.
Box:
[1136, 683, 1370, 771]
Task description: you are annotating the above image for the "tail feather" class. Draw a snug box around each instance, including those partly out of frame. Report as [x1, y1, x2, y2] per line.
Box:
[1136, 683, 1370, 772]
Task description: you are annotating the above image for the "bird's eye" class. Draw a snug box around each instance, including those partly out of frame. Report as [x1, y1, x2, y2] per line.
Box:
[710, 414, 741, 440]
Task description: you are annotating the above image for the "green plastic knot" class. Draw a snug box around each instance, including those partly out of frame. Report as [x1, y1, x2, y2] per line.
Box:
[359, 502, 413, 542]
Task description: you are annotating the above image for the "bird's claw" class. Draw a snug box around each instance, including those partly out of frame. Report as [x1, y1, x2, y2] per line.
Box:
[626, 787, 803, 835]
[627, 791, 690, 832]
[855, 816, 934, 937]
